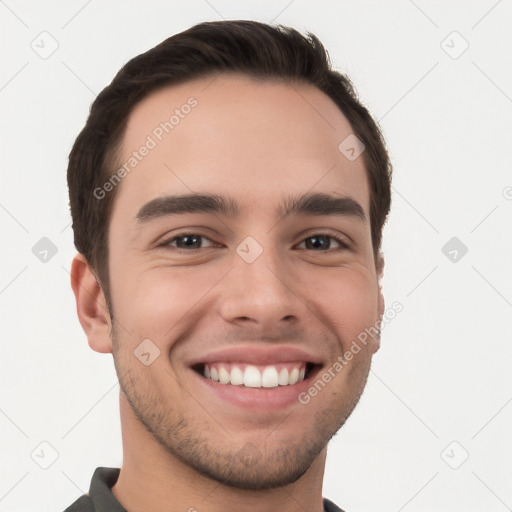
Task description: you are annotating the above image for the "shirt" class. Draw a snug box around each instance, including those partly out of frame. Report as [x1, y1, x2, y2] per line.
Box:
[62, 467, 345, 512]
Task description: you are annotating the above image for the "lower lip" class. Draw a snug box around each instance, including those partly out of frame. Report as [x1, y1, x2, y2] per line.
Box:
[191, 368, 318, 411]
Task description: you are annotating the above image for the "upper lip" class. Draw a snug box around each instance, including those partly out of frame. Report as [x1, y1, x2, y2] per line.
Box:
[186, 345, 324, 367]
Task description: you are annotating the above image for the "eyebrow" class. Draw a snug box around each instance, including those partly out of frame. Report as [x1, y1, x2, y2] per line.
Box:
[135, 192, 366, 223]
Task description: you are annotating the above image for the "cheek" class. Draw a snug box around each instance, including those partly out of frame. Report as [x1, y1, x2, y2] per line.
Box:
[314, 269, 380, 351]
[110, 264, 220, 341]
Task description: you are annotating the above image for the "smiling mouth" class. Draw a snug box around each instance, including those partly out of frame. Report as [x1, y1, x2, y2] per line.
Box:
[191, 362, 321, 388]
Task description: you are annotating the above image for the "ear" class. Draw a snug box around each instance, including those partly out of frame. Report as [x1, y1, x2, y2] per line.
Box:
[376, 252, 385, 318]
[373, 252, 386, 353]
[70, 253, 113, 354]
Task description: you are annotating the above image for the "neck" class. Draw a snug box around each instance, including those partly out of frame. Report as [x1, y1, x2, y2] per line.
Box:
[112, 392, 327, 512]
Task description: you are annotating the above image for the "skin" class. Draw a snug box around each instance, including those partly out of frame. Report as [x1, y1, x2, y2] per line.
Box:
[71, 74, 385, 512]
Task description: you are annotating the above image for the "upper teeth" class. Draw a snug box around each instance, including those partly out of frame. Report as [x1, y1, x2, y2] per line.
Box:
[203, 363, 307, 388]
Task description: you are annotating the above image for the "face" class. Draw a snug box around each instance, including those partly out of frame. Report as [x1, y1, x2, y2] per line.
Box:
[103, 74, 384, 489]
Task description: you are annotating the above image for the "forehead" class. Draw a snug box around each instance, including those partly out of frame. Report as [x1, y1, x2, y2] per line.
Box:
[113, 73, 369, 219]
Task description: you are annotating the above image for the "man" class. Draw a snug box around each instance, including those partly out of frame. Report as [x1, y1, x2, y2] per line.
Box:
[65, 19, 392, 512]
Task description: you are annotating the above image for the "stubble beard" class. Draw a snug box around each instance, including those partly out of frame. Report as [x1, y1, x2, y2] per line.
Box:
[111, 323, 372, 491]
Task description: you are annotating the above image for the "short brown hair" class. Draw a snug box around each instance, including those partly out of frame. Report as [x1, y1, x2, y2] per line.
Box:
[67, 20, 392, 305]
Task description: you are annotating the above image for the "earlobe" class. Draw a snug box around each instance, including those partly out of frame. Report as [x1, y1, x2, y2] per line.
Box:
[70, 253, 113, 354]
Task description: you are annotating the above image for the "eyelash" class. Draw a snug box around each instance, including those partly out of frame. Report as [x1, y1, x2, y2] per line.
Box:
[159, 231, 350, 252]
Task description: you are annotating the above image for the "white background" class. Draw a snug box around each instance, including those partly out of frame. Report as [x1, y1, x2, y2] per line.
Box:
[1, 1, 511, 511]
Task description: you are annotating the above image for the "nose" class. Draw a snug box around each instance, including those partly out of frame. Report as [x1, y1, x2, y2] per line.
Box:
[217, 244, 302, 331]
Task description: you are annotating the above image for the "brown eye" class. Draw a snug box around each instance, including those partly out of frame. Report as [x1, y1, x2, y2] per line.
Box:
[297, 234, 349, 251]
[162, 234, 216, 250]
